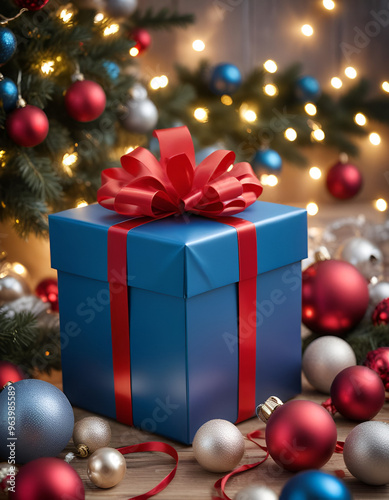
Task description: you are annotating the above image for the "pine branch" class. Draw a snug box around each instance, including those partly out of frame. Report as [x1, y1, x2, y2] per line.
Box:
[129, 8, 195, 30]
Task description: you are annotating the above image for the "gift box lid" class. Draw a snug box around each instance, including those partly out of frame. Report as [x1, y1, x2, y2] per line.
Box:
[49, 201, 307, 298]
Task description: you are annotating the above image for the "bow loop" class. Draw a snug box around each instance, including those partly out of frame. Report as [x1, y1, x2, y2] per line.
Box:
[97, 126, 263, 218]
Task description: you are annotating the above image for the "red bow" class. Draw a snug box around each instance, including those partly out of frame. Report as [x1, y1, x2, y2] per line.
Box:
[98, 126, 262, 217]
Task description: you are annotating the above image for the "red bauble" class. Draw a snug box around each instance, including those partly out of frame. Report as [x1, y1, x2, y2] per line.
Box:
[35, 278, 58, 312]
[302, 259, 369, 336]
[364, 347, 389, 391]
[6, 105, 49, 147]
[326, 161, 363, 200]
[131, 28, 151, 55]
[8, 457, 84, 500]
[14, 0, 49, 10]
[0, 361, 24, 387]
[330, 366, 385, 421]
[372, 298, 389, 325]
[65, 80, 106, 122]
[265, 400, 337, 472]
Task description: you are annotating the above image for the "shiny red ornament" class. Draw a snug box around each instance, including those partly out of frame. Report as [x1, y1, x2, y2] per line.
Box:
[0, 361, 24, 387]
[35, 278, 59, 312]
[330, 366, 385, 421]
[8, 457, 85, 500]
[326, 161, 363, 200]
[372, 297, 389, 326]
[65, 80, 106, 122]
[265, 400, 337, 472]
[302, 259, 369, 336]
[6, 105, 49, 147]
[14, 0, 49, 10]
[363, 347, 389, 391]
[130, 28, 151, 55]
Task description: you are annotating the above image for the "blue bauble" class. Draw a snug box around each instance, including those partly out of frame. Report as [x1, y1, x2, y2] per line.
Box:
[103, 60, 120, 81]
[0, 77, 18, 112]
[0, 27, 17, 67]
[210, 63, 241, 95]
[254, 148, 282, 172]
[296, 75, 321, 102]
[0, 379, 74, 464]
[280, 470, 352, 500]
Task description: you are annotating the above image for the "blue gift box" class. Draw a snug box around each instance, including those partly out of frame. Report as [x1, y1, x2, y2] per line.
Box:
[49, 200, 307, 444]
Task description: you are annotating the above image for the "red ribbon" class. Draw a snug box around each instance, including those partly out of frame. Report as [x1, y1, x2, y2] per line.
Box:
[102, 126, 262, 430]
[117, 441, 178, 499]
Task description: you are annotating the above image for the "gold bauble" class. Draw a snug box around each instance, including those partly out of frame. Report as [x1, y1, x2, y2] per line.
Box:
[87, 447, 126, 488]
[192, 419, 245, 472]
[73, 416, 111, 456]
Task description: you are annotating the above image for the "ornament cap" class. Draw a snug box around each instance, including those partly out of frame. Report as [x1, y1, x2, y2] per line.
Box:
[256, 396, 283, 423]
[1, 381, 13, 391]
[314, 246, 331, 262]
[77, 444, 90, 457]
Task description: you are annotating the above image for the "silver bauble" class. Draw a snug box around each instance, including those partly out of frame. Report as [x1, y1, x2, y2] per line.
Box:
[302, 336, 356, 393]
[120, 98, 158, 134]
[73, 416, 111, 456]
[337, 236, 384, 282]
[234, 485, 278, 500]
[192, 419, 245, 472]
[0, 270, 30, 306]
[369, 281, 389, 308]
[104, 0, 138, 18]
[344, 421, 389, 485]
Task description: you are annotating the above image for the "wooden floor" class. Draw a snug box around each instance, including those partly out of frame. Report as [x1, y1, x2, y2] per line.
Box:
[2, 372, 387, 500]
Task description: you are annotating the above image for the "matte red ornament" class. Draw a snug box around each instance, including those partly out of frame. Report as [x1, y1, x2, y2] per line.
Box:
[326, 161, 363, 200]
[130, 27, 151, 55]
[302, 259, 369, 336]
[330, 366, 385, 421]
[0, 361, 24, 387]
[363, 347, 389, 391]
[8, 457, 85, 500]
[6, 105, 49, 147]
[372, 297, 389, 326]
[35, 278, 59, 312]
[65, 80, 106, 122]
[264, 400, 337, 472]
[14, 0, 49, 10]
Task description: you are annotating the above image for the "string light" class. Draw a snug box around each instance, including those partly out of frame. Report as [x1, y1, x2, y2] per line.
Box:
[301, 24, 314, 37]
[59, 7, 74, 23]
[129, 47, 139, 57]
[12, 263, 27, 277]
[304, 103, 317, 116]
[263, 84, 278, 96]
[284, 128, 297, 141]
[311, 129, 325, 141]
[309, 166, 322, 179]
[260, 174, 278, 187]
[344, 66, 357, 79]
[76, 200, 88, 208]
[0, 150, 5, 168]
[104, 24, 120, 36]
[381, 81, 389, 93]
[150, 75, 169, 90]
[375, 198, 388, 212]
[331, 77, 343, 89]
[221, 94, 233, 105]
[194, 107, 208, 123]
[242, 109, 257, 122]
[263, 60, 278, 73]
[369, 132, 381, 145]
[306, 202, 319, 216]
[354, 112, 367, 126]
[192, 40, 205, 52]
[62, 152, 78, 175]
[94, 12, 105, 23]
[40, 60, 55, 75]
[323, 0, 335, 10]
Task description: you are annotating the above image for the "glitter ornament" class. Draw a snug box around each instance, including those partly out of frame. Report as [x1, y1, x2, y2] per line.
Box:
[372, 297, 389, 325]
[337, 236, 383, 282]
[0, 77, 18, 113]
[257, 397, 337, 472]
[302, 336, 356, 393]
[363, 347, 389, 390]
[192, 419, 245, 472]
[343, 421, 389, 485]
[330, 365, 385, 421]
[0, 27, 17, 67]
[73, 416, 111, 457]
[14, 0, 50, 11]
[87, 447, 126, 488]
